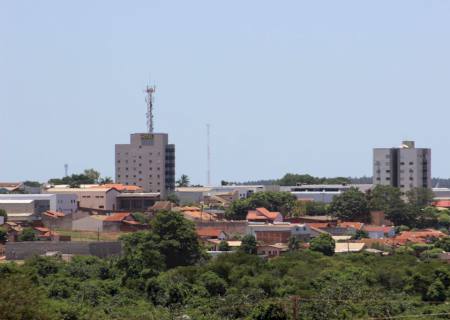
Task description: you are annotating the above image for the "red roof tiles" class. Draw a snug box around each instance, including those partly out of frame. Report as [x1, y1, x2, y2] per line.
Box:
[104, 212, 131, 222]
[247, 208, 281, 221]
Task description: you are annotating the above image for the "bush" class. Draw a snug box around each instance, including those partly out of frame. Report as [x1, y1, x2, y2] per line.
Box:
[310, 234, 335, 256]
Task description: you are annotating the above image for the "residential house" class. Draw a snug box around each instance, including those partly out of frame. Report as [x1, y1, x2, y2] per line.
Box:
[363, 225, 395, 239]
[395, 229, 446, 244]
[196, 227, 228, 241]
[0, 182, 24, 194]
[33, 227, 60, 241]
[175, 206, 217, 221]
[246, 208, 283, 223]
[247, 223, 311, 244]
[257, 243, 288, 257]
[334, 242, 366, 254]
[207, 240, 242, 251]
[103, 212, 144, 232]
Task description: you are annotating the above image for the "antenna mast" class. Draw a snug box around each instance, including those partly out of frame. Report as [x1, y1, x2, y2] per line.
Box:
[207, 124, 211, 186]
[145, 85, 156, 133]
[64, 164, 68, 177]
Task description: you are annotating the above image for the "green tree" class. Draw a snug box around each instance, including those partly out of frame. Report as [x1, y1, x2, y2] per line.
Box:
[434, 237, 450, 252]
[368, 185, 411, 225]
[0, 208, 7, 223]
[423, 280, 447, 302]
[240, 235, 257, 254]
[199, 271, 227, 296]
[19, 227, 37, 241]
[0, 227, 7, 243]
[23, 181, 41, 187]
[166, 192, 180, 205]
[353, 229, 369, 240]
[83, 169, 101, 183]
[218, 240, 231, 251]
[329, 187, 369, 221]
[226, 192, 297, 220]
[176, 174, 190, 187]
[151, 211, 203, 268]
[288, 236, 300, 251]
[0, 275, 56, 320]
[248, 302, 288, 320]
[99, 176, 113, 184]
[310, 233, 335, 256]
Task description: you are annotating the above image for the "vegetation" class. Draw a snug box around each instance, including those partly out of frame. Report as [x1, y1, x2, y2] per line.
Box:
[329, 187, 369, 221]
[176, 174, 190, 187]
[309, 233, 335, 256]
[1, 241, 450, 319]
[0, 208, 7, 223]
[48, 169, 102, 187]
[225, 192, 297, 220]
[19, 227, 37, 241]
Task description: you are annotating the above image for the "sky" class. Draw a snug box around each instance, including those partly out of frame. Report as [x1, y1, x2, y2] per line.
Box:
[1, 1, 450, 185]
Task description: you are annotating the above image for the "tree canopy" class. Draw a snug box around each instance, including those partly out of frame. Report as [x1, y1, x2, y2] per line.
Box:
[329, 187, 369, 221]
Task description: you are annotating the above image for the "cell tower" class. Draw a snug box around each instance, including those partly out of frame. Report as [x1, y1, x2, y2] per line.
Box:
[64, 164, 68, 177]
[145, 85, 156, 133]
[206, 124, 211, 186]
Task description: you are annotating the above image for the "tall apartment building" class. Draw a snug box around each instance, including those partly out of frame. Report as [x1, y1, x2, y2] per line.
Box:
[115, 133, 175, 197]
[373, 140, 431, 193]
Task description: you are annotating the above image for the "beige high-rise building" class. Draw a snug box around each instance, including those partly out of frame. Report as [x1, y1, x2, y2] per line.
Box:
[373, 140, 431, 194]
[115, 133, 175, 197]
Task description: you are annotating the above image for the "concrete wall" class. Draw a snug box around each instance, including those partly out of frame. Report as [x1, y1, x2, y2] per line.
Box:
[5, 241, 122, 260]
[72, 216, 105, 232]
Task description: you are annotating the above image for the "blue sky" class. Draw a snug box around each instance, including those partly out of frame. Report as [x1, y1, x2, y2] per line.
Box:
[1, 1, 450, 185]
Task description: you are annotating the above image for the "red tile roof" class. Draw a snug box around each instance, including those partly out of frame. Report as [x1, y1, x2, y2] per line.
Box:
[104, 212, 131, 222]
[247, 208, 281, 221]
[363, 225, 394, 233]
[339, 222, 364, 230]
[196, 228, 223, 238]
[44, 211, 65, 218]
[96, 184, 143, 192]
[396, 229, 446, 243]
[433, 200, 450, 208]
[306, 223, 330, 229]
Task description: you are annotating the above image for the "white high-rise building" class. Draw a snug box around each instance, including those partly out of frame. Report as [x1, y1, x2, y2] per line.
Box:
[115, 133, 175, 197]
[373, 140, 431, 193]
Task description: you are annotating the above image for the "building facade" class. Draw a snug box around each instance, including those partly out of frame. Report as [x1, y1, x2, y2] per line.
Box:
[0, 194, 77, 215]
[373, 141, 431, 193]
[115, 133, 175, 197]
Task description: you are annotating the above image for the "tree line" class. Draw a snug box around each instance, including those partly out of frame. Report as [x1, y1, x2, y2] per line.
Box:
[1, 211, 450, 319]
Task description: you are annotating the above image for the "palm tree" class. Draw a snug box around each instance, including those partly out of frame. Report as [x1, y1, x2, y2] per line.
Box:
[176, 174, 190, 187]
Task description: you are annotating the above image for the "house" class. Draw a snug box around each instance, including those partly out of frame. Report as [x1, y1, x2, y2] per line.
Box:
[395, 229, 446, 244]
[33, 227, 60, 241]
[339, 222, 365, 235]
[247, 223, 311, 244]
[196, 227, 228, 240]
[207, 239, 242, 251]
[257, 243, 288, 257]
[115, 192, 160, 212]
[175, 206, 217, 221]
[103, 212, 144, 232]
[149, 201, 174, 213]
[334, 242, 365, 254]
[46, 187, 120, 212]
[42, 211, 73, 230]
[0, 182, 24, 194]
[363, 225, 395, 239]
[246, 208, 283, 223]
[287, 215, 338, 225]
[4, 222, 22, 242]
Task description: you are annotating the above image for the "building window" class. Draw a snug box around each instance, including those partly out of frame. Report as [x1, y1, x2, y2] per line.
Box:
[409, 162, 414, 165]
